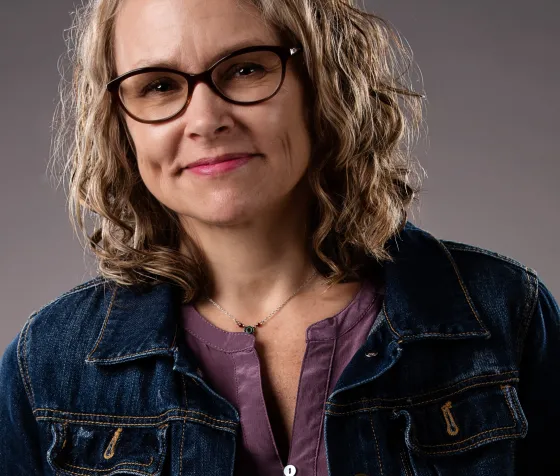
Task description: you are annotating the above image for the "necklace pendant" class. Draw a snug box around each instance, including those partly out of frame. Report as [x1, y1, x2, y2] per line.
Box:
[243, 325, 256, 335]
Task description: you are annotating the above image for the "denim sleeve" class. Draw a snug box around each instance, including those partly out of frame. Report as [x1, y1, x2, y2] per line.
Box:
[0, 327, 44, 474]
[517, 277, 560, 473]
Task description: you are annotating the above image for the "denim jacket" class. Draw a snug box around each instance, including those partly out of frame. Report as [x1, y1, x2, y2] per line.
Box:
[1, 222, 559, 475]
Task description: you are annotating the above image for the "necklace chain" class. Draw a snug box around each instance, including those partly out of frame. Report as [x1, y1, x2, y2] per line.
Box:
[207, 270, 318, 335]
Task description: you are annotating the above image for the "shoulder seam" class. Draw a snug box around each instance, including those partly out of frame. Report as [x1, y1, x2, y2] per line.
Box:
[32, 277, 109, 316]
[442, 241, 537, 276]
[16, 313, 37, 408]
[516, 270, 540, 365]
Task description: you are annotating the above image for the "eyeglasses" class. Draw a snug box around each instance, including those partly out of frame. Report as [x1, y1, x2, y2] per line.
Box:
[107, 45, 303, 124]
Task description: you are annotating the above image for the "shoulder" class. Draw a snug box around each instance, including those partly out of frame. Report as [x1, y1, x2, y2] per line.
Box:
[439, 237, 540, 310]
[400, 223, 539, 296]
[434, 235, 549, 359]
[24, 276, 115, 347]
[33, 275, 113, 316]
[441, 238, 536, 276]
[0, 277, 116, 409]
[392, 223, 546, 351]
[23, 275, 115, 333]
[15, 278, 116, 382]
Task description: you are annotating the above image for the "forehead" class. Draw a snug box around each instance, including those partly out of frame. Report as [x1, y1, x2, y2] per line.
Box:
[113, 0, 280, 74]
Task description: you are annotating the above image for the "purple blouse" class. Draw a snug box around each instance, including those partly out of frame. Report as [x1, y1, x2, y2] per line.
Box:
[181, 278, 383, 475]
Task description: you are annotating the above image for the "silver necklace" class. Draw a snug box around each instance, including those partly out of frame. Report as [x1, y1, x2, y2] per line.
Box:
[207, 270, 318, 335]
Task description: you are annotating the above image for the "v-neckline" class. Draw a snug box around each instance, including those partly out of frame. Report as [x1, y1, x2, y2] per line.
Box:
[181, 278, 382, 474]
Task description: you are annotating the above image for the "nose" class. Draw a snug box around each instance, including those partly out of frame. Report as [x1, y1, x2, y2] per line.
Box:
[181, 81, 234, 140]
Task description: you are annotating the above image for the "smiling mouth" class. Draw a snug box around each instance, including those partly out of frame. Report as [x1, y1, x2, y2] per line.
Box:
[186, 153, 261, 169]
[184, 155, 258, 176]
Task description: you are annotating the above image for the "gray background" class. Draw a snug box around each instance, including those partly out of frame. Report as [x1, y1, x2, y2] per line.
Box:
[1, 0, 559, 353]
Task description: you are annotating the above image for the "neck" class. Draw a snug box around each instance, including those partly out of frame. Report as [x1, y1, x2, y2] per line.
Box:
[179, 194, 321, 318]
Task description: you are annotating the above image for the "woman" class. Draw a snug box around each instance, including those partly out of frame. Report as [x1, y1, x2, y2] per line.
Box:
[1, 0, 558, 474]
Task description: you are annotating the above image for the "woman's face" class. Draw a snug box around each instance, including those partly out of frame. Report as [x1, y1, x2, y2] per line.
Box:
[113, 0, 312, 228]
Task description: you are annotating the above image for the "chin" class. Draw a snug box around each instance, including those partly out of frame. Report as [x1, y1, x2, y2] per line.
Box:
[183, 201, 266, 227]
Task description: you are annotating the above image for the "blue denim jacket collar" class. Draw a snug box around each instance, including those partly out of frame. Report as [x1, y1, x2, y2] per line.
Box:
[85, 280, 181, 365]
[382, 223, 490, 342]
[85, 222, 490, 368]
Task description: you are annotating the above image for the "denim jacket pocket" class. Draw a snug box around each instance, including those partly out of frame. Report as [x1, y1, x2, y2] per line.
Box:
[394, 384, 528, 458]
[46, 421, 168, 475]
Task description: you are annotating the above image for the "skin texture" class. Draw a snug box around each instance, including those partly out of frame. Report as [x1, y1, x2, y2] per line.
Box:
[114, 0, 311, 230]
[114, 0, 323, 316]
[113, 0, 362, 460]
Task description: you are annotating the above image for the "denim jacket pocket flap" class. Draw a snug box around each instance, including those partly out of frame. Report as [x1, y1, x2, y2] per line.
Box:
[395, 384, 528, 457]
[46, 421, 168, 475]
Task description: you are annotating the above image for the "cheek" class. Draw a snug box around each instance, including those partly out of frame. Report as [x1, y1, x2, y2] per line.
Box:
[125, 121, 179, 185]
[259, 98, 312, 171]
[282, 108, 312, 175]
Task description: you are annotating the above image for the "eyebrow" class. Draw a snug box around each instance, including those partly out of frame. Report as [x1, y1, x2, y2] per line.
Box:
[129, 39, 270, 72]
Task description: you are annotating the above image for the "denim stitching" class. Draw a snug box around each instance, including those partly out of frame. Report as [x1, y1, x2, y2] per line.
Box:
[59, 276, 106, 293]
[400, 450, 413, 476]
[383, 241, 495, 340]
[436, 240, 489, 333]
[33, 278, 107, 317]
[327, 371, 518, 406]
[88, 348, 175, 363]
[335, 385, 522, 452]
[49, 421, 167, 476]
[501, 384, 527, 435]
[382, 301, 401, 339]
[57, 450, 162, 476]
[400, 330, 487, 339]
[418, 433, 524, 456]
[86, 287, 118, 361]
[66, 457, 154, 472]
[34, 407, 208, 420]
[179, 375, 187, 475]
[179, 416, 186, 474]
[34, 408, 237, 426]
[325, 377, 519, 414]
[515, 269, 539, 366]
[57, 467, 152, 476]
[409, 385, 521, 451]
[16, 314, 37, 408]
[368, 411, 384, 475]
[501, 385, 518, 422]
[170, 323, 179, 350]
[442, 242, 535, 273]
[22, 314, 36, 406]
[40, 416, 236, 433]
[182, 374, 188, 410]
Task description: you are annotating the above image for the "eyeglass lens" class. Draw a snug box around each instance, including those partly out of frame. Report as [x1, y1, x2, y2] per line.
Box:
[118, 49, 283, 122]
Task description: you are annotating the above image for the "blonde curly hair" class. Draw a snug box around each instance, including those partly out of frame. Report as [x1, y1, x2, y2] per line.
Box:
[51, 0, 426, 302]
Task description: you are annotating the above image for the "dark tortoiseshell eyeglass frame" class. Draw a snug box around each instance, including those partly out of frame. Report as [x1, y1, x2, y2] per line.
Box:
[106, 45, 303, 124]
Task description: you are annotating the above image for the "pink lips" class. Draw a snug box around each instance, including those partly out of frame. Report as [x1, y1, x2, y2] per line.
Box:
[186, 154, 257, 176]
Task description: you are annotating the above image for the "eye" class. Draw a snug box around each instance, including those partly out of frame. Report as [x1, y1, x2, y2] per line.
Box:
[141, 77, 180, 95]
[224, 63, 266, 79]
